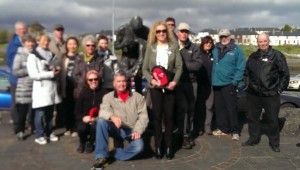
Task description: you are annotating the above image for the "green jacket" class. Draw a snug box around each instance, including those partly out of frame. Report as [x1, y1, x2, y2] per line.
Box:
[142, 42, 183, 87]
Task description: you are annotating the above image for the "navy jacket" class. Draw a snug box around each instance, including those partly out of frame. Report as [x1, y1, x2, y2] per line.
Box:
[6, 34, 22, 84]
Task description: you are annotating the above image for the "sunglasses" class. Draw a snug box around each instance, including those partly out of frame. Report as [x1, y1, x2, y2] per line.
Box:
[88, 78, 99, 82]
[86, 44, 95, 47]
[55, 28, 64, 31]
[156, 29, 167, 34]
[179, 30, 189, 34]
[219, 36, 228, 39]
[168, 24, 175, 26]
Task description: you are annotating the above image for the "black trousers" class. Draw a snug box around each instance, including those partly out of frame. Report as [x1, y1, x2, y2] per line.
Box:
[213, 84, 239, 134]
[77, 121, 96, 144]
[16, 103, 31, 133]
[150, 88, 174, 148]
[63, 96, 76, 131]
[247, 93, 280, 146]
[10, 84, 18, 132]
[175, 82, 197, 137]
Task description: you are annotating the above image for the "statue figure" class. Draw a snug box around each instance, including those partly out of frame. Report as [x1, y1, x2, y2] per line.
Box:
[114, 16, 149, 93]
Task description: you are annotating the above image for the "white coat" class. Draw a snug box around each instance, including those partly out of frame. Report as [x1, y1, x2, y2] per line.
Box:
[27, 53, 62, 109]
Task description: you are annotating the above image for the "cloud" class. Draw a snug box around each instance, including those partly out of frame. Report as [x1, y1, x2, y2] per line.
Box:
[0, 0, 299, 34]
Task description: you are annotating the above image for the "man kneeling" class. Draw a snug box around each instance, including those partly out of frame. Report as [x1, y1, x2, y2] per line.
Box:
[91, 72, 149, 170]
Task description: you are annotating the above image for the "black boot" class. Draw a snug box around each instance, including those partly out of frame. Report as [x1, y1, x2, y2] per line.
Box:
[76, 143, 85, 153]
[165, 148, 174, 160]
[154, 148, 162, 159]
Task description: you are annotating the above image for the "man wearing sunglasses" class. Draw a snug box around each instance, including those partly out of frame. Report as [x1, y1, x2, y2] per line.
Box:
[211, 29, 246, 141]
[175, 22, 202, 149]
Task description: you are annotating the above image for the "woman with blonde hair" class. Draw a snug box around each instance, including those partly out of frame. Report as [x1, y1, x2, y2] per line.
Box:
[142, 21, 182, 160]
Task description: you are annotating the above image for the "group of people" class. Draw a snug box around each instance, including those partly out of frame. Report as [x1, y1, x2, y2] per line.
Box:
[6, 15, 290, 170]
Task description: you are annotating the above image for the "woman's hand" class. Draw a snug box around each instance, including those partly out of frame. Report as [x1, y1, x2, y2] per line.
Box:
[151, 79, 160, 87]
[82, 116, 91, 123]
[166, 81, 176, 91]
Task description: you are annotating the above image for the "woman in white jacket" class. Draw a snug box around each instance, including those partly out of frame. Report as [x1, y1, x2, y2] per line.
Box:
[27, 34, 62, 145]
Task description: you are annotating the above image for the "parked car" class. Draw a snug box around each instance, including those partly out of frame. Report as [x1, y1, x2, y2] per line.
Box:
[237, 90, 300, 113]
[287, 74, 300, 91]
[0, 68, 12, 110]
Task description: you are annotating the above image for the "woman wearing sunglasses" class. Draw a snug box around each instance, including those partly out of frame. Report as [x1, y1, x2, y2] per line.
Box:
[73, 35, 103, 100]
[74, 70, 106, 154]
[142, 21, 182, 160]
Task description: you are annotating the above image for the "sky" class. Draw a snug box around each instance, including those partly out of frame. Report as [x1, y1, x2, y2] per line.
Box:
[0, 0, 299, 35]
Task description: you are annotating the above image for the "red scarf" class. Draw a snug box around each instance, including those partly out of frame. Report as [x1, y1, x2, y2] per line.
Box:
[117, 91, 129, 103]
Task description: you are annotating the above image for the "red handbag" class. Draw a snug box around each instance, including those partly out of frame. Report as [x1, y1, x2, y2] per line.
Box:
[151, 66, 174, 87]
[88, 106, 99, 118]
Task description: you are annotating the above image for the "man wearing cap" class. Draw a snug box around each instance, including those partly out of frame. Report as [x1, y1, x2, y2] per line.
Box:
[49, 24, 66, 129]
[211, 29, 246, 141]
[175, 22, 202, 149]
[49, 24, 66, 57]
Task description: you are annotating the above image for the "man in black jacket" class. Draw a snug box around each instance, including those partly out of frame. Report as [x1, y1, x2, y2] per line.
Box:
[175, 22, 202, 149]
[242, 33, 290, 152]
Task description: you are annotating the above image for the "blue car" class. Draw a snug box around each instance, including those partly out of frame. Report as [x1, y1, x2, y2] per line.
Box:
[0, 68, 12, 110]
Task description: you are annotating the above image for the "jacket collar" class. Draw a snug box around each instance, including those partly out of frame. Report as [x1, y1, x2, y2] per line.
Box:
[113, 90, 133, 98]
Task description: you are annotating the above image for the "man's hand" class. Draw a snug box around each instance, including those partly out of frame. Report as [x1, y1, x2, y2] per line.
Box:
[131, 132, 141, 140]
[151, 79, 160, 87]
[166, 81, 176, 90]
[110, 115, 122, 128]
[82, 116, 91, 123]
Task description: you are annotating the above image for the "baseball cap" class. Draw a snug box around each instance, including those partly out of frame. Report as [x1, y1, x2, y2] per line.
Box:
[177, 22, 190, 31]
[53, 24, 64, 31]
[218, 29, 231, 36]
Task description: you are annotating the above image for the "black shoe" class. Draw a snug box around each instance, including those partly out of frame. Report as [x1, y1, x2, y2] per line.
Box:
[270, 145, 280, 152]
[296, 143, 300, 147]
[76, 143, 85, 153]
[278, 117, 286, 132]
[154, 148, 162, 159]
[182, 137, 192, 149]
[241, 139, 259, 146]
[91, 158, 109, 170]
[190, 138, 195, 147]
[165, 148, 174, 160]
[85, 142, 94, 153]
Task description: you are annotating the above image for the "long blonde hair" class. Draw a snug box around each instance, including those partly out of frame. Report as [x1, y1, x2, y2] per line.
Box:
[147, 21, 175, 45]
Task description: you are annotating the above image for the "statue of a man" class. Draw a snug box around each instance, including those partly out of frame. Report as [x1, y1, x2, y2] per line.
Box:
[114, 16, 149, 93]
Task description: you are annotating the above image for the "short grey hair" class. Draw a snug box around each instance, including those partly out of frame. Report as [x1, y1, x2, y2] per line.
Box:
[114, 71, 128, 80]
[82, 34, 97, 46]
[14, 21, 27, 31]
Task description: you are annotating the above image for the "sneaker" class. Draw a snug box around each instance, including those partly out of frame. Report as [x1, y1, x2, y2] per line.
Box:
[212, 129, 227, 136]
[71, 132, 78, 137]
[232, 134, 240, 141]
[35, 137, 47, 145]
[182, 137, 192, 149]
[64, 130, 71, 136]
[91, 158, 109, 170]
[17, 132, 25, 141]
[50, 133, 59, 142]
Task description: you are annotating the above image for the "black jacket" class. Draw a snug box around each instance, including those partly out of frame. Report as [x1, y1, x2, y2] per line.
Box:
[74, 87, 106, 121]
[197, 49, 213, 86]
[179, 40, 202, 83]
[245, 46, 290, 97]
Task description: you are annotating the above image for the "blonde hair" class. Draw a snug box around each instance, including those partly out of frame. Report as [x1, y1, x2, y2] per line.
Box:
[147, 21, 175, 45]
[35, 33, 51, 42]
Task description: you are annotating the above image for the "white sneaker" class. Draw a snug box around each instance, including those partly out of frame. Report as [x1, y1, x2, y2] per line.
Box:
[71, 132, 78, 137]
[64, 130, 71, 136]
[35, 137, 47, 145]
[232, 134, 240, 141]
[212, 129, 227, 136]
[50, 133, 59, 142]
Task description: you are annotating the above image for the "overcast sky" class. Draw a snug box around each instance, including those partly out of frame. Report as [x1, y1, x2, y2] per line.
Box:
[0, 0, 299, 35]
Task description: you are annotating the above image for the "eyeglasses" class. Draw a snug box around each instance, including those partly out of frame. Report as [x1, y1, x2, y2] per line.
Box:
[88, 78, 99, 82]
[156, 29, 167, 34]
[86, 44, 95, 47]
[219, 36, 228, 39]
[179, 30, 189, 34]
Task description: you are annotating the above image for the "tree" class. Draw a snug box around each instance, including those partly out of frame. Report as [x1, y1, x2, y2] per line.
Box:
[29, 21, 45, 34]
[0, 30, 9, 44]
[281, 24, 293, 32]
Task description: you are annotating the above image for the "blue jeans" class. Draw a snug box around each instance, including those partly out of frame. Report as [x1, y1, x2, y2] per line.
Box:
[35, 105, 54, 138]
[94, 118, 144, 161]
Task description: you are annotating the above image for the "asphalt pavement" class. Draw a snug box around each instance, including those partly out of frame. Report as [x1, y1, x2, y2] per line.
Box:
[1, 110, 300, 170]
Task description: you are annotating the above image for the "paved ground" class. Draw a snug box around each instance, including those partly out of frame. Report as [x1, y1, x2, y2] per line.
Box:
[1, 110, 300, 170]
